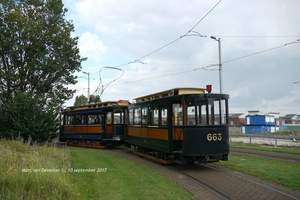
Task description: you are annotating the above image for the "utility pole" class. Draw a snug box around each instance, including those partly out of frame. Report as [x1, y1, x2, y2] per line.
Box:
[83, 71, 90, 102]
[210, 36, 222, 94]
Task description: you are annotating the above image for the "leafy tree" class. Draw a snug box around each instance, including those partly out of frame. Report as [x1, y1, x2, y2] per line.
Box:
[0, 0, 86, 141]
[73, 94, 101, 106]
[0, 92, 60, 142]
[0, 0, 86, 103]
[89, 94, 101, 103]
[74, 94, 88, 106]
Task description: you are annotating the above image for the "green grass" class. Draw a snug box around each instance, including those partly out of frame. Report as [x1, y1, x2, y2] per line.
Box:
[69, 147, 194, 200]
[1, 140, 194, 200]
[230, 142, 300, 154]
[0, 139, 76, 200]
[215, 154, 300, 190]
[213, 142, 300, 190]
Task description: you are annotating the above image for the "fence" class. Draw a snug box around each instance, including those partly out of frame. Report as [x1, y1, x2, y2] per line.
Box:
[230, 134, 300, 147]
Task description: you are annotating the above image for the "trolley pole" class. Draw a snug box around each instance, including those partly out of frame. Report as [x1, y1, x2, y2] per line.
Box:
[83, 71, 90, 102]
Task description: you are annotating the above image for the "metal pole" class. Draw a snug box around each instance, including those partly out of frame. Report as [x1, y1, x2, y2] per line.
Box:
[83, 71, 90, 102]
[218, 38, 223, 94]
[210, 36, 223, 94]
[87, 72, 90, 102]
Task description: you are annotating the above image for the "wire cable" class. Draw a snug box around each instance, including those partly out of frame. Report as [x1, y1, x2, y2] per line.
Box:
[115, 0, 222, 66]
[223, 39, 300, 64]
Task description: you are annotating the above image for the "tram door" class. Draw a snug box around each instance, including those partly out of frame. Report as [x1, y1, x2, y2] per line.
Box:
[112, 109, 126, 141]
[105, 112, 113, 139]
[101, 113, 107, 139]
[172, 102, 184, 151]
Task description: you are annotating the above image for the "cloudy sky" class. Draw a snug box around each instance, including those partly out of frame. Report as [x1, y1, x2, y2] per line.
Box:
[62, 0, 300, 116]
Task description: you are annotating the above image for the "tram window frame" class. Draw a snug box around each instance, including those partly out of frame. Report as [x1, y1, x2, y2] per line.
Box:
[75, 115, 82, 125]
[106, 112, 112, 124]
[197, 100, 207, 125]
[218, 98, 227, 125]
[149, 106, 159, 126]
[134, 108, 141, 125]
[129, 109, 134, 125]
[88, 113, 101, 124]
[173, 103, 183, 126]
[205, 98, 228, 125]
[161, 106, 168, 126]
[65, 115, 74, 125]
[141, 107, 148, 125]
[114, 110, 124, 124]
[185, 99, 196, 126]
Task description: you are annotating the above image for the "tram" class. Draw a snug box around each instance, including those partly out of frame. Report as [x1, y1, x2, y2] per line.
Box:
[60, 100, 128, 148]
[127, 86, 229, 164]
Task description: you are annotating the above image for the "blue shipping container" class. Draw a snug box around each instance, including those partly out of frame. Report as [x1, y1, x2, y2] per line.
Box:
[246, 115, 275, 126]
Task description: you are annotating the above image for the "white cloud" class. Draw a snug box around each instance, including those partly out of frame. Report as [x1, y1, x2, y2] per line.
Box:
[78, 32, 106, 61]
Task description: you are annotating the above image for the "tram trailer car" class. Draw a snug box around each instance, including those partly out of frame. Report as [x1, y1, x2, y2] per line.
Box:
[127, 87, 230, 164]
[60, 101, 128, 148]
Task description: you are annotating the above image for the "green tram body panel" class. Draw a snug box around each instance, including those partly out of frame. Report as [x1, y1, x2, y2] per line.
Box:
[127, 88, 230, 159]
[183, 126, 229, 156]
[127, 136, 172, 154]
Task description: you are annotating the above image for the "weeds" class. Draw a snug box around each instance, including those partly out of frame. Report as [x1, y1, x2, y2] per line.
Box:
[0, 139, 77, 200]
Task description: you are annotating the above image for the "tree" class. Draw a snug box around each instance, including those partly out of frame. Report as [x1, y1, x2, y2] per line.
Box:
[0, 0, 86, 104]
[74, 94, 88, 106]
[0, 0, 86, 141]
[0, 92, 60, 142]
[89, 94, 101, 103]
[73, 94, 101, 106]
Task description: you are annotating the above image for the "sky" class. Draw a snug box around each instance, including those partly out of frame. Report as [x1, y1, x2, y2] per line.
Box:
[62, 0, 300, 116]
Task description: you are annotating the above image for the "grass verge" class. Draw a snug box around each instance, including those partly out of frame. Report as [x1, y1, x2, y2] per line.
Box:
[0, 139, 76, 200]
[213, 142, 300, 190]
[230, 142, 300, 154]
[1, 140, 194, 200]
[69, 147, 194, 200]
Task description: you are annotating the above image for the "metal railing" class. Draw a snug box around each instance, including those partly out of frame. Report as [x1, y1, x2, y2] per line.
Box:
[229, 134, 300, 147]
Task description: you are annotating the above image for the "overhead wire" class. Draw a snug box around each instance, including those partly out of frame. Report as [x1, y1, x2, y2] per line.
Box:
[223, 39, 300, 64]
[109, 39, 300, 85]
[114, 0, 222, 66]
[79, 0, 299, 91]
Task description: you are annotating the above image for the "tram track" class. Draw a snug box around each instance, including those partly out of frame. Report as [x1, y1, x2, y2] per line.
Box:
[230, 147, 300, 163]
[172, 163, 300, 200]
[107, 147, 300, 200]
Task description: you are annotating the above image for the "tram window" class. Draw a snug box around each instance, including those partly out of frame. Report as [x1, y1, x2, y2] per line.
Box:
[114, 111, 124, 124]
[88, 114, 101, 124]
[220, 99, 227, 124]
[75, 115, 82, 125]
[66, 115, 74, 125]
[161, 107, 168, 126]
[142, 107, 148, 125]
[213, 101, 220, 125]
[173, 103, 183, 125]
[197, 100, 207, 125]
[74, 114, 88, 125]
[106, 112, 112, 124]
[129, 109, 134, 125]
[149, 107, 159, 126]
[185, 99, 196, 126]
[134, 108, 141, 125]
[206, 98, 227, 125]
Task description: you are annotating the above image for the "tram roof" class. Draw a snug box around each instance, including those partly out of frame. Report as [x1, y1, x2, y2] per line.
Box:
[134, 87, 206, 103]
[65, 101, 119, 111]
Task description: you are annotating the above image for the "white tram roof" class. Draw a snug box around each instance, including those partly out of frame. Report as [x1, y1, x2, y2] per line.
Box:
[134, 87, 206, 103]
[66, 101, 118, 111]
